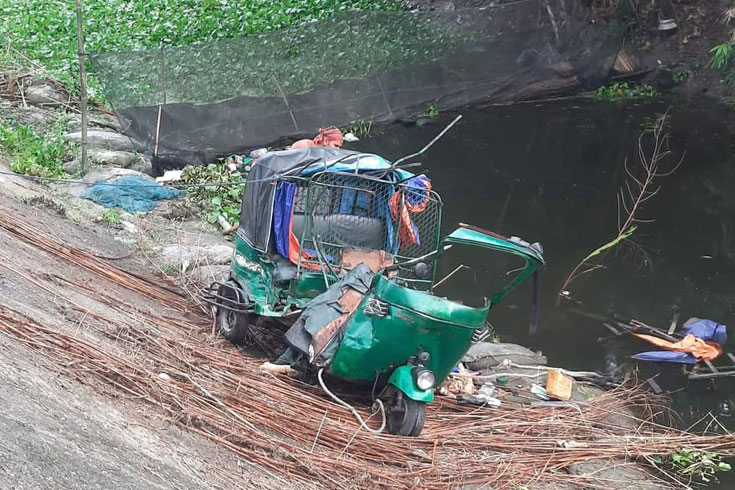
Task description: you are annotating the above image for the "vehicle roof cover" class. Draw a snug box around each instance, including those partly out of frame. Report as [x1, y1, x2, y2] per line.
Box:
[238, 147, 404, 252]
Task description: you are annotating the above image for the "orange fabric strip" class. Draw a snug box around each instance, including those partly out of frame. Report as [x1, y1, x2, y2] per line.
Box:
[633, 333, 722, 361]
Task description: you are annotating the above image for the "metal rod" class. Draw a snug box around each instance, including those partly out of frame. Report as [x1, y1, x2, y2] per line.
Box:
[74, 0, 88, 173]
[271, 74, 299, 132]
[153, 105, 162, 157]
[433, 264, 468, 289]
[392, 114, 462, 167]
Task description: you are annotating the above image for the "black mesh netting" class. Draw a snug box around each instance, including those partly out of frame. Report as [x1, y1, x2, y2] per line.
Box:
[90, 2, 624, 167]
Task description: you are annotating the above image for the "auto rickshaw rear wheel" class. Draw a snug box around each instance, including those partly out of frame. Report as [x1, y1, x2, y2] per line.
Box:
[383, 386, 426, 437]
[216, 281, 251, 344]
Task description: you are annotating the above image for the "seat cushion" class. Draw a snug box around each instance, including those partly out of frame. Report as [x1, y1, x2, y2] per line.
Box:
[291, 213, 385, 250]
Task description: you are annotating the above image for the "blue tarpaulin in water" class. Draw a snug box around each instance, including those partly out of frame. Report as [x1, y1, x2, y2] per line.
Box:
[82, 176, 184, 213]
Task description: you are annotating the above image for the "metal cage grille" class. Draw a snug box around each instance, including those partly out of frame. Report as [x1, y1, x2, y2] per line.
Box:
[296, 171, 441, 280]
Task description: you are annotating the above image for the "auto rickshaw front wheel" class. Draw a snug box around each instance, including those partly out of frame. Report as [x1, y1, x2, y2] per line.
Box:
[383, 386, 426, 437]
[215, 281, 251, 344]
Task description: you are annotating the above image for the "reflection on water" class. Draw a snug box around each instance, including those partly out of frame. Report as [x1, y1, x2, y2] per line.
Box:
[354, 97, 735, 436]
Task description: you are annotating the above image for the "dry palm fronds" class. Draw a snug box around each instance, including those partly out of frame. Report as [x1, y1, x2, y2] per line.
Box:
[0, 208, 732, 489]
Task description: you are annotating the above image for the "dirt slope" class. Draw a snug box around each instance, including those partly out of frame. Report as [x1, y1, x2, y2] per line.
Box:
[0, 183, 279, 489]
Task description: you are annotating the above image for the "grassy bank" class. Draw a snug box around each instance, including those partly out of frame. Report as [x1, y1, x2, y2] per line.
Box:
[0, 0, 400, 96]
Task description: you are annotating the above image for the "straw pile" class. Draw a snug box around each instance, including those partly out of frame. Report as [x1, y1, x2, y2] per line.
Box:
[0, 208, 733, 489]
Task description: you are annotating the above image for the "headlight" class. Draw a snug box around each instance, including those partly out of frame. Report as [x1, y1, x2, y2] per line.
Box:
[413, 368, 436, 391]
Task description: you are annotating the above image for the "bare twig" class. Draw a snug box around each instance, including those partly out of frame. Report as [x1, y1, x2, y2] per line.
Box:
[558, 111, 682, 302]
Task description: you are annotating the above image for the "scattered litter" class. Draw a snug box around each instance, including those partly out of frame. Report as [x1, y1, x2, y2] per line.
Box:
[82, 176, 184, 213]
[155, 170, 183, 183]
[531, 384, 550, 400]
[457, 394, 501, 407]
[478, 382, 496, 398]
[343, 132, 360, 142]
[447, 363, 476, 396]
[217, 214, 231, 232]
[546, 369, 573, 401]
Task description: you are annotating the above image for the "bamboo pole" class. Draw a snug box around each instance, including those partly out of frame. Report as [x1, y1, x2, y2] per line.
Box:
[75, 0, 88, 173]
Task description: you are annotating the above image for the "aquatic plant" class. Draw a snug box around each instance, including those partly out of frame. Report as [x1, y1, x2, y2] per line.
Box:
[557, 111, 683, 302]
[594, 82, 659, 101]
[347, 119, 374, 139]
[422, 103, 439, 118]
[180, 159, 247, 227]
[0, 0, 401, 94]
[668, 448, 732, 483]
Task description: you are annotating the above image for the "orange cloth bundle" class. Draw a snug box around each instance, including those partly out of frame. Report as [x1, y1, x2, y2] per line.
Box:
[633, 333, 722, 361]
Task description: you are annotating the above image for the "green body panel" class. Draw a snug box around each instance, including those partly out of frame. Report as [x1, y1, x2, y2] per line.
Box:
[329, 289, 481, 384]
[443, 227, 544, 306]
[329, 227, 545, 393]
[231, 235, 328, 316]
[374, 274, 489, 326]
[230, 225, 544, 400]
[387, 365, 434, 402]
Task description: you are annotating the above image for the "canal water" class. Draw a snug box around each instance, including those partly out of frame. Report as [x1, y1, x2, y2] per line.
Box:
[353, 96, 735, 442]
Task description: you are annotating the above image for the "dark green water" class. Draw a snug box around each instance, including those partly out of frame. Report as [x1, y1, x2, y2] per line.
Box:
[354, 97, 735, 440]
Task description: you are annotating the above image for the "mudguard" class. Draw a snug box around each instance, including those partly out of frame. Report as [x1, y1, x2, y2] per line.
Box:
[387, 365, 434, 402]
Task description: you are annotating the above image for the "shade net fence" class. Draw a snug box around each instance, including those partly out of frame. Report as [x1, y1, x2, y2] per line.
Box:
[90, 1, 624, 168]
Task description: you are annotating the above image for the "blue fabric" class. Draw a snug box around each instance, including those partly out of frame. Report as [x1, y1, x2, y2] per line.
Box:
[682, 319, 728, 346]
[299, 154, 393, 175]
[273, 182, 296, 259]
[632, 351, 697, 364]
[373, 188, 397, 254]
[404, 176, 431, 207]
[338, 187, 370, 216]
[82, 176, 183, 213]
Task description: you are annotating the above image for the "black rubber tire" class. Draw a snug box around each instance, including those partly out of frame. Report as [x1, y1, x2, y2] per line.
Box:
[385, 388, 427, 437]
[216, 282, 251, 344]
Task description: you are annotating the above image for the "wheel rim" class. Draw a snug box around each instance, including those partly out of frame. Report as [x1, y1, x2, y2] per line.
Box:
[217, 283, 240, 334]
[219, 308, 236, 333]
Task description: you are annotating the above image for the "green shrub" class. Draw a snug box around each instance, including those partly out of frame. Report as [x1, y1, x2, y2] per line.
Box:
[0, 122, 71, 177]
[709, 43, 735, 87]
[672, 70, 689, 84]
[180, 159, 247, 226]
[101, 208, 122, 226]
[594, 82, 659, 101]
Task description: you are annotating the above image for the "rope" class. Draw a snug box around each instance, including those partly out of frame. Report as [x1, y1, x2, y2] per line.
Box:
[0, 169, 263, 188]
[317, 368, 386, 434]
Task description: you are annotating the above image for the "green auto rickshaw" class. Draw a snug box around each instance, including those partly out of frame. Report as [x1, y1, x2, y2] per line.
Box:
[206, 147, 544, 436]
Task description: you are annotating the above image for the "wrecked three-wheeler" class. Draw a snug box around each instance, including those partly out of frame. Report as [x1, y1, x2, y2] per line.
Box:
[206, 147, 544, 436]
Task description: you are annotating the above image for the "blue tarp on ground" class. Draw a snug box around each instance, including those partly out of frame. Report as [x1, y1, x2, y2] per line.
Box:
[82, 176, 184, 213]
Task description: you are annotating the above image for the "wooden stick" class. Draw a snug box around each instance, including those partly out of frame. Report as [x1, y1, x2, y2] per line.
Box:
[74, 0, 88, 173]
[153, 105, 162, 157]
